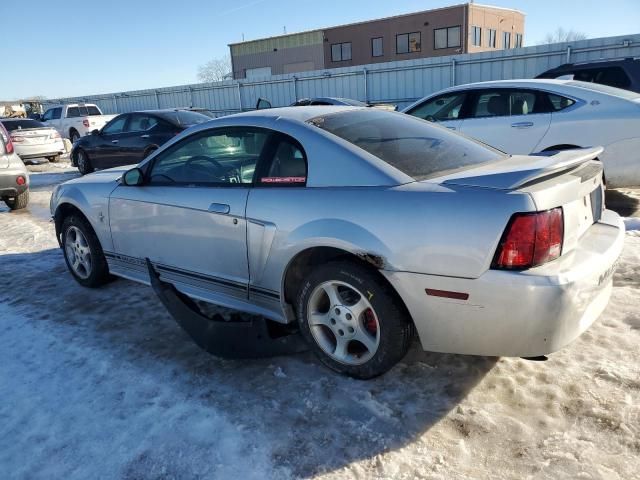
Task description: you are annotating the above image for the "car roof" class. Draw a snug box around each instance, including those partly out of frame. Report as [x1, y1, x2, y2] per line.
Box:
[227, 105, 361, 123]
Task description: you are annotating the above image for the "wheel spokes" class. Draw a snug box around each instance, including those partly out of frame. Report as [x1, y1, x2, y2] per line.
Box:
[321, 283, 342, 306]
[309, 311, 332, 327]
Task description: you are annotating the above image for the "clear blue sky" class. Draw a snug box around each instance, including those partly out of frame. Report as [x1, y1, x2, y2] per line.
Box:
[2, 0, 639, 99]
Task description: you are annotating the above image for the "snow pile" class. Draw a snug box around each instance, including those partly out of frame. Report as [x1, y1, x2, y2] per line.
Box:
[1, 164, 639, 479]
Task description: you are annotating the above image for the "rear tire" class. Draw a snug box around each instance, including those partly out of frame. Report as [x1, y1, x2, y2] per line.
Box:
[76, 149, 94, 175]
[61, 214, 110, 288]
[296, 260, 414, 379]
[70, 130, 80, 144]
[5, 190, 29, 210]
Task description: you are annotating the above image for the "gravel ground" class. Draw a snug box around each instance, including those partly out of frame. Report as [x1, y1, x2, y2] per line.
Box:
[0, 158, 639, 479]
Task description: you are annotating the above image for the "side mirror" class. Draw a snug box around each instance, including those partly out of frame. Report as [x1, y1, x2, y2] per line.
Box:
[256, 98, 272, 110]
[91, 129, 100, 136]
[122, 168, 144, 186]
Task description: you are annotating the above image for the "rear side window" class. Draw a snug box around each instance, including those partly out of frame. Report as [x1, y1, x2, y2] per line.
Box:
[258, 137, 307, 185]
[67, 107, 80, 118]
[546, 93, 576, 111]
[309, 110, 504, 181]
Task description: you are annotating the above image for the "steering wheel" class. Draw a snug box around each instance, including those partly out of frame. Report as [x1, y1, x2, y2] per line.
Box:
[184, 155, 230, 182]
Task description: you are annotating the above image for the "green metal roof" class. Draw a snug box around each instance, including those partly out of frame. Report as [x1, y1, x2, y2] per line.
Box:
[230, 30, 324, 56]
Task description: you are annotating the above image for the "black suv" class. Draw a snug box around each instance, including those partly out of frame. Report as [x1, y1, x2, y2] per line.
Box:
[536, 58, 640, 93]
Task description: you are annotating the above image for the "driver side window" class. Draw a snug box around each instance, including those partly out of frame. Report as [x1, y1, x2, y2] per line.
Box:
[149, 128, 269, 185]
[408, 92, 467, 122]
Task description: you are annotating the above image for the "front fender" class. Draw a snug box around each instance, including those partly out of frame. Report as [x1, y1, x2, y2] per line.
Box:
[52, 183, 115, 251]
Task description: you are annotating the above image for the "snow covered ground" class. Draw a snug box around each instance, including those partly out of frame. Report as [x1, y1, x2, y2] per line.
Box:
[1, 160, 639, 479]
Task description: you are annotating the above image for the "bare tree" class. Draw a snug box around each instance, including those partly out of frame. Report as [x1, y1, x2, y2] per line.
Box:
[197, 55, 232, 83]
[542, 27, 587, 44]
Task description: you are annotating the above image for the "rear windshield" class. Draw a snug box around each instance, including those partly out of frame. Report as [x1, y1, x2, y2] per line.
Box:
[67, 105, 102, 117]
[163, 111, 210, 126]
[309, 110, 505, 180]
[567, 80, 640, 100]
[1, 119, 45, 131]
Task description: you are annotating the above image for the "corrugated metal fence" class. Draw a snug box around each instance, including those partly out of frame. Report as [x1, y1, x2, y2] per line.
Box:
[43, 34, 640, 115]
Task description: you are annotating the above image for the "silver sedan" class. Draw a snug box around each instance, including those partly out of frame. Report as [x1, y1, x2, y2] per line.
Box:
[50, 107, 624, 378]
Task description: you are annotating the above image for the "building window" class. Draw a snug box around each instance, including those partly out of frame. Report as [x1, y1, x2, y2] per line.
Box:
[515, 33, 523, 48]
[503, 31, 511, 49]
[488, 29, 496, 48]
[372, 37, 383, 57]
[331, 42, 352, 62]
[396, 32, 421, 54]
[471, 26, 482, 46]
[434, 26, 461, 50]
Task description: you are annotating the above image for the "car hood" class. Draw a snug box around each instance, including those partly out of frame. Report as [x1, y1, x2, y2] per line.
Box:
[64, 165, 135, 185]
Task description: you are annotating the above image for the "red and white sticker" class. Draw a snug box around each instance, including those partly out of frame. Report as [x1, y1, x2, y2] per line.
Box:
[260, 176, 306, 184]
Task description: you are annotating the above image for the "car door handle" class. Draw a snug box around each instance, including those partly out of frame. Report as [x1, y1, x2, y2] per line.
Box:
[208, 203, 230, 214]
[140, 134, 150, 139]
[511, 122, 534, 128]
[111, 140, 119, 143]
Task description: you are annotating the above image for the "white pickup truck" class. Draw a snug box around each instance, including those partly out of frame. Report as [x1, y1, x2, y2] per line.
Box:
[42, 104, 116, 143]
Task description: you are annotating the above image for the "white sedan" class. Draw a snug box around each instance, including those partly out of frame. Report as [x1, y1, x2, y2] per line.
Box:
[403, 79, 640, 187]
[0, 118, 65, 163]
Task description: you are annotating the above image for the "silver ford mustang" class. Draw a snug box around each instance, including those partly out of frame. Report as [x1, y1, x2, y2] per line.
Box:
[50, 106, 625, 378]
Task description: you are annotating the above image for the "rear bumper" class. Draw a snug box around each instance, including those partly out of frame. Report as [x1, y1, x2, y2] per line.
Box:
[384, 210, 625, 357]
[16, 141, 65, 159]
[0, 170, 29, 197]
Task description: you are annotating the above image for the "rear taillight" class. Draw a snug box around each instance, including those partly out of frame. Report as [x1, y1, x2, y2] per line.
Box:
[492, 208, 564, 270]
[82, 119, 90, 128]
[0, 124, 14, 153]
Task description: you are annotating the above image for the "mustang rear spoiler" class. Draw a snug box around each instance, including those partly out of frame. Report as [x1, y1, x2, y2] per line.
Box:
[146, 259, 307, 359]
[441, 146, 604, 190]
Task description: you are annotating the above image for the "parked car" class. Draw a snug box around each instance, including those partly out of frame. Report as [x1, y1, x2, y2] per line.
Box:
[51, 107, 624, 378]
[0, 118, 65, 163]
[42, 103, 116, 143]
[71, 109, 210, 175]
[0, 122, 29, 210]
[536, 58, 640, 93]
[403, 79, 640, 187]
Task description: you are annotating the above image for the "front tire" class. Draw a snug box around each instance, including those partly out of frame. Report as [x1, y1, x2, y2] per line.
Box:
[76, 149, 94, 175]
[5, 190, 29, 210]
[296, 260, 413, 379]
[61, 214, 110, 287]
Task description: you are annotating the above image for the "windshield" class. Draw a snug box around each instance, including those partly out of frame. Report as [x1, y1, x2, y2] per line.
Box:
[309, 110, 505, 180]
[0, 119, 46, 131]
[567, 80, 640, 100]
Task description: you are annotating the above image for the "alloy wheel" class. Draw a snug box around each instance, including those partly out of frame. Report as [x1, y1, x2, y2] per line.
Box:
[307, 280, 381, 365]
[65, 226, 92, 279]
